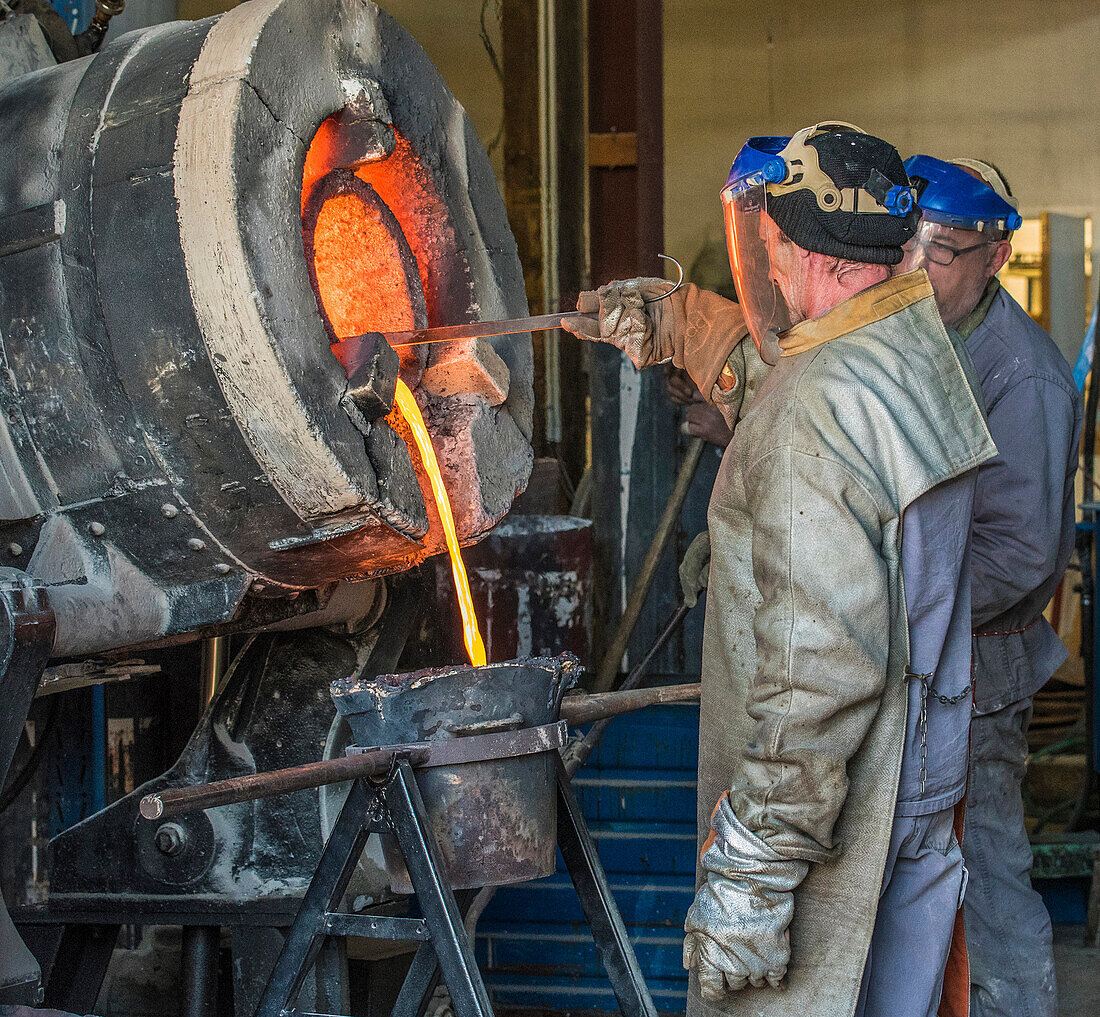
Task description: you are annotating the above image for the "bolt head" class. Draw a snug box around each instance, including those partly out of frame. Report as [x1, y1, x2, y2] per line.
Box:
[88, 521, 105, 537]
[7, 543, 21, 557]
[154, 823, 186, 857]
[161, 503, 179, 519]
[187, 538, 206, 552]
[214, 562, 231, 575]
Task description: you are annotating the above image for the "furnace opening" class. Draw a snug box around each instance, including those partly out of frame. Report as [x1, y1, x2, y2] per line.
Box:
[301, 120, 487, 667]
[302, 168, 427, 380]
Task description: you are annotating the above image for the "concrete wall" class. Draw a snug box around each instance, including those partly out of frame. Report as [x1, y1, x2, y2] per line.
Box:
[665, 0, 1100, 273]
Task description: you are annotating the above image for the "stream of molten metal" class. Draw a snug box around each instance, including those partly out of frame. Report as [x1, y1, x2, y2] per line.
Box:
[392, 379, 487, 667]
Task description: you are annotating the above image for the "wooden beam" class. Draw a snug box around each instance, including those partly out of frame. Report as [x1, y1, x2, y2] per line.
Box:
[589, 131, 638, 169]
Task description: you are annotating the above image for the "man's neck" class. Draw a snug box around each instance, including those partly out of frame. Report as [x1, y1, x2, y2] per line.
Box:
[800, 264, 891, 321]
[955, 278, 1000, 339]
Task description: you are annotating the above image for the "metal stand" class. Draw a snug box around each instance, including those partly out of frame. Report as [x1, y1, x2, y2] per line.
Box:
[257, 755, 657, 1017]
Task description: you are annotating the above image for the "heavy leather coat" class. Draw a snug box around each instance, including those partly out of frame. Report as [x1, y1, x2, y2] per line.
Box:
[688, 272, 996, 1017]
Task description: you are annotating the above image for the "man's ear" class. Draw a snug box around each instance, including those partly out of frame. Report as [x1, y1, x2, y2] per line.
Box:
[834, 259, 865, 288]
[990, 239, 1012, 276]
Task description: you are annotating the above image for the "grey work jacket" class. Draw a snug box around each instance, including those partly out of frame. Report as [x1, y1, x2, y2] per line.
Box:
[690, 271, 996, 1017]
[962, 284, 1082, 714]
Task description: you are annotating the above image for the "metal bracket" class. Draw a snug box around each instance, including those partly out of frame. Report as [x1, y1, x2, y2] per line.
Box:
[0, 575, 55, 1006]
[346, 719, 568, 768]
[255, 755, 657, 1017]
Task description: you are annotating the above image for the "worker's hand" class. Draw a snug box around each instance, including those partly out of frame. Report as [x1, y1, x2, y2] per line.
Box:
[683, 795, 808, 1000]
[560, 278, 676, 370]
[683, 402, 733, 448]
[665, 365, 698, 405]
[679, 531, 711, 608]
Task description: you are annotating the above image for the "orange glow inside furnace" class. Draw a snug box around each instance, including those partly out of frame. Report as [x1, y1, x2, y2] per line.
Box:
[309, 192, 418, 364]
[304, 128, 487, 667]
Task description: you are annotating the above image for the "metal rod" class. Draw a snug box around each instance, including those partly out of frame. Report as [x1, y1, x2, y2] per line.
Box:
[566, 602, 692, 775]
[593, 436, 705, 692]
[180, 925, 220, 1017]
[139, 746, 429, 820]
[337, 312, 597, 352]
[254, 779, 374, 1017]
[559, 682, 699, 726]
[141, 681, 692, 822]
[199, 635, 227, 705]
[384, 761, 494, 1017]
[554, 754, 658, 1017]
[467, 602, 695, 931]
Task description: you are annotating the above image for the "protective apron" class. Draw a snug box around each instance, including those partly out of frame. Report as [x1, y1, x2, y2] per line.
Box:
[689, 271, 996, 1017]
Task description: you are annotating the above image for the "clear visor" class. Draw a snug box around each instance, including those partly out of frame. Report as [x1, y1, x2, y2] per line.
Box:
[722, 181, 792, 354]
[899, 219, 1004, 272]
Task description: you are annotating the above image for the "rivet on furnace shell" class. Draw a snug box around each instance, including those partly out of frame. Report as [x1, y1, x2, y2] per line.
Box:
[161, 503, 179, 518]
[187, 538, 206, 552]
[88, 521, 105, 536]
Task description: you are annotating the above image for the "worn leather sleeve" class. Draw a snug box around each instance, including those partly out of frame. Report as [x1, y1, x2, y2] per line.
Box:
[657, 284, 752, 405]
[730, 445, 891, 863]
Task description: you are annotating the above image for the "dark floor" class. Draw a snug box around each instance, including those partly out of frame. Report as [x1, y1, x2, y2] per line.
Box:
[1053, 924, 1100, 1016]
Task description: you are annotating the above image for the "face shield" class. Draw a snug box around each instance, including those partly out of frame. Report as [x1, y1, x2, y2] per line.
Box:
[723, 125, 916, 358]
[721, 148, 793, 358]
[899, 219, 1005, 275]
[901, 154, 1019, 275]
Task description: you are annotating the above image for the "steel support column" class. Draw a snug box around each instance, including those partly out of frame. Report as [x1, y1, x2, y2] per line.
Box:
[587, 0, 679, 674]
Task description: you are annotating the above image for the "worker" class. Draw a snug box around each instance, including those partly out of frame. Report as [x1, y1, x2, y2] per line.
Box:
[665, 244, 736, 448]
[666, 365, 733, 447]
[562, 122, 997, 1017]
[899, 154, 1082, 1017]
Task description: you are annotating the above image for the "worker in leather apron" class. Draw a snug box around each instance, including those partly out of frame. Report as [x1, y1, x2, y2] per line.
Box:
[899, 155, 1082, 1017]
[562, 123, 997, 1017]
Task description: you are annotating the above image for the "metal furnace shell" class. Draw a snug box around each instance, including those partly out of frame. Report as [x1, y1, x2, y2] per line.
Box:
[0, 0, 533, 656]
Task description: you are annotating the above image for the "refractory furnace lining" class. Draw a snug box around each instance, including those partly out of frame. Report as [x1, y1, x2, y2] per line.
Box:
[0, 0, 535, 659]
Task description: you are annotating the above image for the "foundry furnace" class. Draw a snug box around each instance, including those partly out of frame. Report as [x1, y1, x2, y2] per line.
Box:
[0, 0, 534, 658]
[0, 0, 538, 1005]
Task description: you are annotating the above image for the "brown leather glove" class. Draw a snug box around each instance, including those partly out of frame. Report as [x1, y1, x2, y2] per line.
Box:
[561, 281, 749, 403]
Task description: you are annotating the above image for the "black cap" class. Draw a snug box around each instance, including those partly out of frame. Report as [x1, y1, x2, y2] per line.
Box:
[767, 129, 920, 265]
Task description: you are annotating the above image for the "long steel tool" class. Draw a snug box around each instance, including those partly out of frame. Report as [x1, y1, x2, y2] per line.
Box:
[139, 682, 700, 821]
[338, 253, 684, 351]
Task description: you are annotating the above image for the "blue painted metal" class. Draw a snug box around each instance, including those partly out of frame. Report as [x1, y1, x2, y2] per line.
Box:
[49, 0, 95, 34]
[478, 703, 699, 1013]
[904, 154, 1022, 232]
[1075, 511, 1100, 777]
[477, 700, 1095, 1013]
[1031, 878, 1091, 925]
[49, 687, 106, 836]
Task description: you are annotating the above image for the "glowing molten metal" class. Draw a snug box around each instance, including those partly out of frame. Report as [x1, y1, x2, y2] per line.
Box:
[391, 380, 487, 667]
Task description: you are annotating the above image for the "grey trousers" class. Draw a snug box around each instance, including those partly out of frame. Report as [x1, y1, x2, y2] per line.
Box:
[965, 698, 1057, 1017]
[854, 806, 966, 1017]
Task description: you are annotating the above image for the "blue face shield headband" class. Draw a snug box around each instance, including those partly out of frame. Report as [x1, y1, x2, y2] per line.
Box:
[904, 154, 1022, 233]
[720, 125, 917, 355]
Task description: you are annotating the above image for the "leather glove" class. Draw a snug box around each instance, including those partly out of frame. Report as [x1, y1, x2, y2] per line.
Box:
[683, 793, 809, 999]
[562, 282, 751, 405]
[560, 277, 675, 370]
[679, 531, 711, 608]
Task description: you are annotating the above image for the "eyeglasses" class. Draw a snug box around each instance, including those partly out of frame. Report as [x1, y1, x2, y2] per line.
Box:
[924, 239, 999, 266]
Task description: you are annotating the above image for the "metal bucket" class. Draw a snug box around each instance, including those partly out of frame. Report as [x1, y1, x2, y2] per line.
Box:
[330, 653, 579, 892]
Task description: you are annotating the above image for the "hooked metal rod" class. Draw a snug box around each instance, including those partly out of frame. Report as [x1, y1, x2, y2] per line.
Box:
[138, 683, 700, 821]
